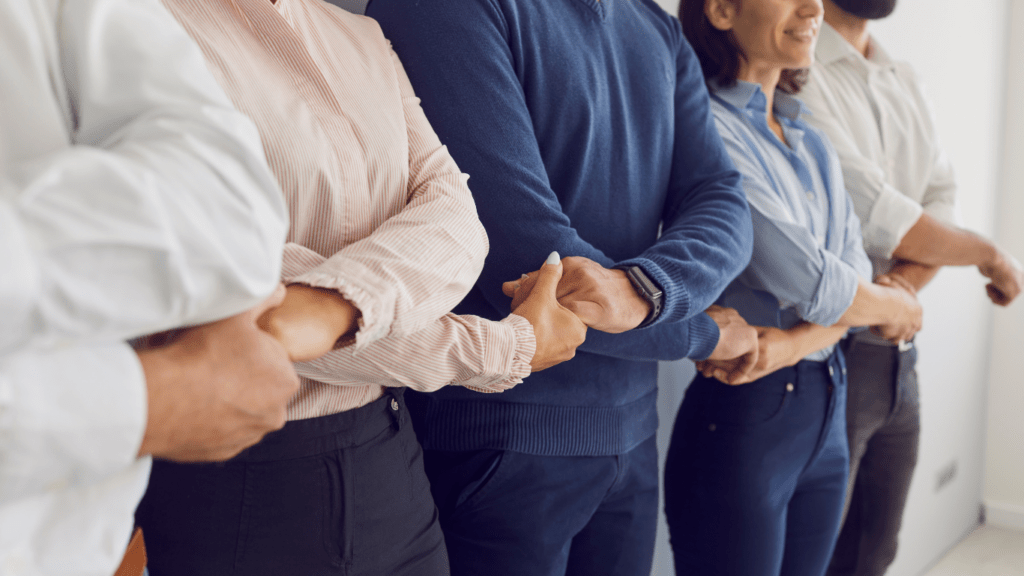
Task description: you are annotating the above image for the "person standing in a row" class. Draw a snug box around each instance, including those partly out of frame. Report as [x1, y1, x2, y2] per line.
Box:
[136, 1, 591, 574]
[665, 1, 924, 574]
[799, 2, 1023, 575]
[0, 0, 301, 573]
[366, 0, 763, 574]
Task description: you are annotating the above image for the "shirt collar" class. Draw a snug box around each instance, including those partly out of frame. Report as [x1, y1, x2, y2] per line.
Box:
[710, 79, 808, 121]
[816, 22, 860, 65]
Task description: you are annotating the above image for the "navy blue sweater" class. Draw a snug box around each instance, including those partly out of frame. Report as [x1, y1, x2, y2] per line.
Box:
[367, 0, 753, 456]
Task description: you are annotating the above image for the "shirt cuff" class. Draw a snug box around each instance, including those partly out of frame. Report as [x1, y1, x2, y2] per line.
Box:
[923, 201, 961, 228]
[686, 312, 721, 361]
[801, 252, 861, 327]
[861, 187, 924, 260]
[464, 314, 536, 393]
[0, 343, 147, 501]
[615, 256, 689, 328]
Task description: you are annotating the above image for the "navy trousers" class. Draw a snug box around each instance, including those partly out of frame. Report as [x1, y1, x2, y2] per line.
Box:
[421, 435, 660, 576]
[664, 351, 850, 576]
[136, 389, 449, 576]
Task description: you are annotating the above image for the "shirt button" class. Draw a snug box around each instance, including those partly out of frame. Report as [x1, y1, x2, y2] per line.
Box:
[709, 423, 717, 432]
[391, 398, 399, 411]
[806, 191, 814, 201]
[786, 383, 795, 392]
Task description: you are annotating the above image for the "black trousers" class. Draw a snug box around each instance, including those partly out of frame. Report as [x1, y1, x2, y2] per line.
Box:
[827, 337, 920, 576]
[136, 389, 449, 576]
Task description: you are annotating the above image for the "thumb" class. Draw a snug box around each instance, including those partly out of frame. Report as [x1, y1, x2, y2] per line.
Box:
[529, 252, 563, 300]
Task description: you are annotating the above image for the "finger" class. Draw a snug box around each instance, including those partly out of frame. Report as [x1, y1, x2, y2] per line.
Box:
[529, 252, 564, 299]
[988, 284, 1011, 306]
[503, 273, 533, 298]
[730, 347, 759, 383]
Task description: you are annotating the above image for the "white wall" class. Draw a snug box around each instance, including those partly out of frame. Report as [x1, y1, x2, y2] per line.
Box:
[341, 0, 1012, 573]
[651, 1, 1011, 576]
[985, 0, 1024, 533]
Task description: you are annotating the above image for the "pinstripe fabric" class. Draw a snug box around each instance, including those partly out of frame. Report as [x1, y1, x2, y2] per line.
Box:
[164, 0, 535, 419]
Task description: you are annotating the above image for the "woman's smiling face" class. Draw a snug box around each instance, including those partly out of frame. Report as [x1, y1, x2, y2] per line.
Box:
[706, 0, 825, 77]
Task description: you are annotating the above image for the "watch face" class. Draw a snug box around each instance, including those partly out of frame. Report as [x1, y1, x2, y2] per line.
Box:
[630, 267, 662, 300]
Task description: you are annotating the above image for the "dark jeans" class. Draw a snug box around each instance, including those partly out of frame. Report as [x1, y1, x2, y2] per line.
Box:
[664, 350, 849, 576]
[136, 389, 449, 576]
[421, 435, 659, 576]
[827, 337, 920, 576]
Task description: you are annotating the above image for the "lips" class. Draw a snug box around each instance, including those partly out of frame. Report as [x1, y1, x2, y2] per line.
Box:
[784, 26, 817, 41]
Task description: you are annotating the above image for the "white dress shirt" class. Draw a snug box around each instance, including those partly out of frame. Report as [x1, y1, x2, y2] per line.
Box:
[0, 0, 287, 573]
[800, 23, 960, 278]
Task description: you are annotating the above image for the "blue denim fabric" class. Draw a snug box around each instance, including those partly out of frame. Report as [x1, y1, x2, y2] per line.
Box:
[665, 350, 850, 576]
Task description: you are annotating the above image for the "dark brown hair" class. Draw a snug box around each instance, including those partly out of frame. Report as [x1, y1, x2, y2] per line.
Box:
[677, 0, 808, 94]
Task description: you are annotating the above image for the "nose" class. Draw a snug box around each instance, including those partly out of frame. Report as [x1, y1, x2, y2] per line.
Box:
[798, 0, 824, 18]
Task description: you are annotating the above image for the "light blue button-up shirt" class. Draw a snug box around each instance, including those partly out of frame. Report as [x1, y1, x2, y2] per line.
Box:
[710, 80, 872, 361]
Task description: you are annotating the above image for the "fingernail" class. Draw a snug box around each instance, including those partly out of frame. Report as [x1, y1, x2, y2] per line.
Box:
[521, 273, 529, 280]
[545, 251, 561, 265]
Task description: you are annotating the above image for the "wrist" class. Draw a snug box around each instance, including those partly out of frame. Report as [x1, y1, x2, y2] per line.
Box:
[614, 265, 663, 329]
[979, 243, 1006, 278]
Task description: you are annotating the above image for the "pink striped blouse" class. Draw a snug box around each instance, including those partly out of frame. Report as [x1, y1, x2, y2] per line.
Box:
[163, 0, 536, 419]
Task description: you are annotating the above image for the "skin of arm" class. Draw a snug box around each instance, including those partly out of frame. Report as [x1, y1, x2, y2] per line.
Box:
[884, 259, 941, 293]
[136, 287, 299, 462]
[836, 277, 921, 341]
[697, 322, 849, 385]
[893, 213, 1023, 305]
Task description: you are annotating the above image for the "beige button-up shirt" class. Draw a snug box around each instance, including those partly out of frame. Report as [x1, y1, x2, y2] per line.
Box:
[801, 23, 960, 278]
[164, 0, 536, 419]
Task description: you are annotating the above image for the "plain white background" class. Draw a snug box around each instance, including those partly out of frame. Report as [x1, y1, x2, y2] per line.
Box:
[335, 0, 1022, 574]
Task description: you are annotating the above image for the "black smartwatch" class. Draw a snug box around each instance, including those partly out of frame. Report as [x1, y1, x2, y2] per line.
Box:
[615, 265, 663, 329]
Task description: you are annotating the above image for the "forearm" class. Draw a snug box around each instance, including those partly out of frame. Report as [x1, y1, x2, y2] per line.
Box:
[838, 278, 913, 327]
[576, 313, 719, 362]
[783, 322, 849, 363]
[894, 213, 996, 268]
[294, 313, 535, 392]
[888, 260, 941, 293]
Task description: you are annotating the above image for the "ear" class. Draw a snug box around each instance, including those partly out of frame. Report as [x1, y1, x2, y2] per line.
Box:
[705, 0, 737, 32]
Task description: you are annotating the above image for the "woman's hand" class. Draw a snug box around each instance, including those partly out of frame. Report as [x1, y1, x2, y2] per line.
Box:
[258, 284, 360, 362]
[696, 326, 795, 385]
[509, 252, 588, 372]
[697, 321, 850, 385]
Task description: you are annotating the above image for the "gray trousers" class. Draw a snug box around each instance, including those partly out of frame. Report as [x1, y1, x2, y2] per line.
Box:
[827, 336, 920, 576]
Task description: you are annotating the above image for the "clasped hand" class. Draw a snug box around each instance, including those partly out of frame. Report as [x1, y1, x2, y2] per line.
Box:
[501, 253, 588, 371]
[503, 256, 651, 334]
[871, 274, 922, 344]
